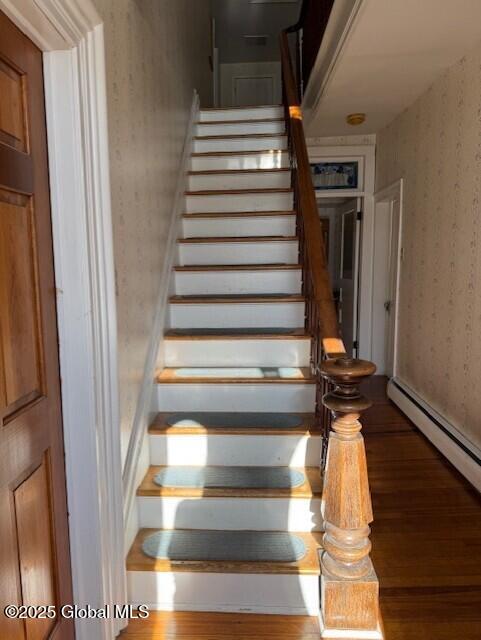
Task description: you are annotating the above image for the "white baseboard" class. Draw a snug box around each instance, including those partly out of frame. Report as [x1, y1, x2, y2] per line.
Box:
[122, 91, 200, 546]
[388, 378, 481, 492]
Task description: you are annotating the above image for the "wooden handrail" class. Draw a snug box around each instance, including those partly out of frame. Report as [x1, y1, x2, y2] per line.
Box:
[280, 28, 383, 639]
[280, 31, 344, 358]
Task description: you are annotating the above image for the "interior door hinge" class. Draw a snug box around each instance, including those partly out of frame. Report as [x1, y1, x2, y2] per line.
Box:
[353, 340, 359, 351]
[356, 210, 363, 221]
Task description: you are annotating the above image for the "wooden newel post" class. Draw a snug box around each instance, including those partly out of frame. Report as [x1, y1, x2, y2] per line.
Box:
[319, 357, 382, 638]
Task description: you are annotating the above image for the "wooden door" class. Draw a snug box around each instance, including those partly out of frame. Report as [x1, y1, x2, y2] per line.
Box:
[0, 12, 74, 640]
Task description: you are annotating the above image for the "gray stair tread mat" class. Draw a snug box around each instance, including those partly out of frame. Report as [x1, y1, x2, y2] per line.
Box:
[142, 530, 307, 563]
[153, 466, 305, 489]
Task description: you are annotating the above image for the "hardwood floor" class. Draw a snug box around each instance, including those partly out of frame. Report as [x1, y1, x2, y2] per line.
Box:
[363, 376, 481, 640]
[120, 376, 481, 639]
[121, 612, 320, 639]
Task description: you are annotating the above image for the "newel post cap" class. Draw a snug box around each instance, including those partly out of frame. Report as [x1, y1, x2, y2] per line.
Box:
[320, 357, 376, 384]
[320, 357, 376, 414]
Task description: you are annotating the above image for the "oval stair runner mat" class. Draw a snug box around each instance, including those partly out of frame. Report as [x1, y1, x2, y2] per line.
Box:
[165, 411, 304, 429]
[142, 530, 307, 563]
[153, 466, 305, 489]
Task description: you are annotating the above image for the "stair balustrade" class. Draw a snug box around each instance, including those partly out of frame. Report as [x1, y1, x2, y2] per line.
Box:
[280, 30, 382, 638]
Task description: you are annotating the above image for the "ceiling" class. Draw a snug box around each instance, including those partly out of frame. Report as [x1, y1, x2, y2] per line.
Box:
[212, 0, 302, 64]
[305, 0, 481, 136]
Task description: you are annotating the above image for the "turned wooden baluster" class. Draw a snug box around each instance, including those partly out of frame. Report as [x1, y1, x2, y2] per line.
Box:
[320, 357, 381, 637]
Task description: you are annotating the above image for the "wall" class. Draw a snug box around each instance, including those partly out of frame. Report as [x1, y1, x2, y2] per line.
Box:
[220, 61, 281, 107]
[92, 0, 212, 466]
[376, 44, 481, 455]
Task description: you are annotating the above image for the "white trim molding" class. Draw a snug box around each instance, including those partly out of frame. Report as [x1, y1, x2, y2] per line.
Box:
[302, 0, 363, 127]
[0, 2, 125, 639]
[122, 91, 200, 551]
[388, 379, 481, 492]
[306, 138, 376, 362]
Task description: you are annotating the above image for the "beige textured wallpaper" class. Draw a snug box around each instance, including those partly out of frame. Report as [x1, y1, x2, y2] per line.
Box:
[376, 43, 481, 454]
[92, 0, 212, 466]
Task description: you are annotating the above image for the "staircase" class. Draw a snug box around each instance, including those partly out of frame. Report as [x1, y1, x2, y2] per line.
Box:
[126, 104, 324, 616]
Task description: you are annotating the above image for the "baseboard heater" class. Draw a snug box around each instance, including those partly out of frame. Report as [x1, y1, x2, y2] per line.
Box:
[387, 378, 481, 492]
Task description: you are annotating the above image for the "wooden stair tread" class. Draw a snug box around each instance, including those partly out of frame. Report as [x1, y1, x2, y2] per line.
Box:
[169, 293, 305, 303]
[127, 529, 322, 575]
[188, 168, 290, 175]
[192, 149, 288, 157]
[137, 466, 322, 498]
[173, 263, 301, 271]
[178, 236, 297, 244]
[149, 412, 319, 435]
[182, 210, 296, 219]
[164, 328, 309, 340]
[122, 611, 321, 638]
[156, 367, 315, 384]
[186, 187, 293, 196]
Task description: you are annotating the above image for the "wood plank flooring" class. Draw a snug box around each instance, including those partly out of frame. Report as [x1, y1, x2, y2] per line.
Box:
[120, 376, 481, 639]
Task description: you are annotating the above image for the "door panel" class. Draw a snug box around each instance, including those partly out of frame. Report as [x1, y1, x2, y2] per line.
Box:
[0, 56, 28, 152]
[233, 76, 274, 106]
[15, 460, 57, 640]
[0, 11, 74, 640]
[0, 189, 44, 419]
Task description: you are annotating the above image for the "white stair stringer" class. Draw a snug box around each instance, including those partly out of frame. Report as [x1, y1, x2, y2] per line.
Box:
[169, 299, 305, 328]
[164, 337, 310, 367]
[196, 120, 285, 137]
[177, 238, 299, 266]
[149, 432, 321, 468]
[191, 150, 289, 171]
[182, 213, 296, 238]
[198, 105, 283, 122]
[137, 495, 322, 532]
[173, 266, 302, 295]
[128, 570, 320, 616]
[188, 169, 290, 191]
[185, 189, 293, 214]
[193, 134, 287, 154]
[152, 381, 316, 413]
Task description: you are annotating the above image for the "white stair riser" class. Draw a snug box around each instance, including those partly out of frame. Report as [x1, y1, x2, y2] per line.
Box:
[170, 302, 305, 328]
[174, 269, 302, 295]
[193, 135, 287, 153]
[149, 433, 321, 467]
[182, 215, 296, 238]
[137, 496, 322, 531]
[164, 339, 311, 367]
[185, 191, 293, 214]
[191, 151, 289, 171]
[128, 571, 319, 616]
[178, 241, 298, 265]
[188, 171, 290, 191]
[196, 121, 285, 137]
[199, 106, 284, 122]
[152, 382, 316, 413]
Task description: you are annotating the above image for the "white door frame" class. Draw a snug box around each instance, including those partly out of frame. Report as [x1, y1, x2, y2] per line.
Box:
[373, 178, 404, 377]
[0, 2, 125, 639]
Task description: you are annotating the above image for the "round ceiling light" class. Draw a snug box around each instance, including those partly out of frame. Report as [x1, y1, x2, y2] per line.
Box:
[346, 113, 366, 126]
